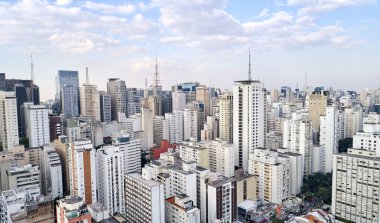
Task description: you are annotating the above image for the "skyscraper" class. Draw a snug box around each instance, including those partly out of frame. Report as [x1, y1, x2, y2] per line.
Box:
[233, 80, 267, 170]
[219, 91, 233, 144]
[0, 91, 19, 151]
[56, 70, 80, 117]
[107, 78, 127, 121]
[23, 102, 50, 148]
[80, 71, 100, 121]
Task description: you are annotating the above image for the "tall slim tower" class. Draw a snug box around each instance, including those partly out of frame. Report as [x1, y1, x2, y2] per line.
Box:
[0, 91, 19, 151]
[151, 57, 162, 96]
[80, 68, 100, 121]
[233, 47, 267, 170]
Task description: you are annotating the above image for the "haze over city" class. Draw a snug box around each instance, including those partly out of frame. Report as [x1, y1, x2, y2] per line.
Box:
[0, 0, 379, 100]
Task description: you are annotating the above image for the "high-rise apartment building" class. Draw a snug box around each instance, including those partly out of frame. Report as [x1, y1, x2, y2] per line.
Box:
[201, 174, 237, 223]
[309, 91, 327, 130]
[56, 70, 80, 117]
[68, 139, 97, 204]
[107, 78, 127, 121]
[283, 112, 312, 175]
[184, 108, 198, 141]
[219, 91, 233, 144]
[0, 91, 19, 151]
[320, 106, 338, 173]
[54, 136, 70, 195]
[233, 80, 267, 170]
[179, 140, 209, 169]
[126, 87, 141, 117]
[39, 145, 63, 199]
[80, 81, 100, 121]
[248, 148, 290, 203]
[165, 110, 184, 144]
[207, 139, 235, 177]
[49, 115, 62, 141]
[153, 116, 168, 146]
[125, 173, 165, 223]
[112, 133, 141, 174]
[23, 103, 50, 148]
[96, 145, 125, 214]
[332, 113, 380, 222]
[172, 91, 186, 111]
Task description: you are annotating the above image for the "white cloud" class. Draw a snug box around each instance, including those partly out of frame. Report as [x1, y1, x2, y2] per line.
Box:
[288, 0, 376, 15]
[257, 8, 270, 18]
[82, 1, 135, 14]
[0, 0, 158, 53]
[55, 0, 72, 6]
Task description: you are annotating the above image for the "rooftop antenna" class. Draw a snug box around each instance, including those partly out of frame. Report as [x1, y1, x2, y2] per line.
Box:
[145, 78, 148, 89]
[304, 72, 307, 89]
[85, 67, 89, 84]
[30, 53, 35, 103]
[152, 56, 161, 87]
[248, 45, 252, 81]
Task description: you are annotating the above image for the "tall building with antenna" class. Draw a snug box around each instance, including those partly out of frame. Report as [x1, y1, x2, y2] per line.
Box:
[233, 46, 267, 170]
[80, 68, 100, 121]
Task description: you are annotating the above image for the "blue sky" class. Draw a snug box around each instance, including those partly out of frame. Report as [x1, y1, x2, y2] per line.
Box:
[0, 0, 379, 99]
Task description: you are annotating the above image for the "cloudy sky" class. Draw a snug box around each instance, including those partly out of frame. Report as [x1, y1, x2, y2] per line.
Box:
[0, 0, 379, 100]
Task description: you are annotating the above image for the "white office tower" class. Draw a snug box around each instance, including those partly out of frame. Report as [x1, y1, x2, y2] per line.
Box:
[0, 91, 19, 151]
[23, 103, 50, 148]
[342, 106, 363, 138]
[206, 139, 235, 177]
[165, 195, 201, 223]
[248, 148, 290, 203]
[165, 110, 184, 144]
[40, 145, 63, 199]
[80, 79, 100, 121]
[153, 116, 168, 146]
[233, 80, 267, 171]
[68, 139, 97, 204]
[179, 140, 209, 169]
[112, 133, 141, 174]
[219, 91, 233, 144]
[332, 148, 380, 222]
[172, 91, 186, 111]
[107, 78, 127, 121]
[283, 112, 312, 175]
[125, 173, 165, 223]
[320, 106, 338, 173]
[96, 145, 125, 215]
[184, 108, 198, 141]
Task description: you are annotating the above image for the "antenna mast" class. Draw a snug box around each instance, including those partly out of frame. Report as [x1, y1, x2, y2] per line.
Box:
[152, 57, 161, 87]
[30, 53, 35, 104]
[248, 45, 252, 81]
[86, 67, 89, 84]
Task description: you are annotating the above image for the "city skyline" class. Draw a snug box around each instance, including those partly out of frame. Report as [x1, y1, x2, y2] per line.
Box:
[1, 0, 379, 100]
